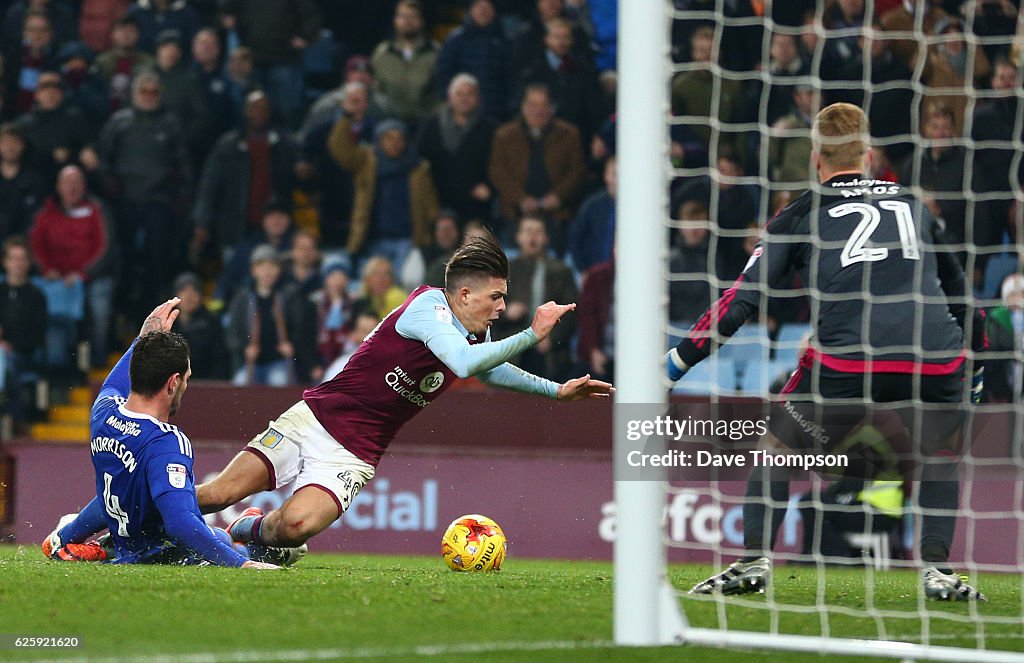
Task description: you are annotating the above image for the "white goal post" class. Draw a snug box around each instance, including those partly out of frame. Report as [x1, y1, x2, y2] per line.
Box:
[612, 1, 1024, 660]
[613, 0, 683, 646]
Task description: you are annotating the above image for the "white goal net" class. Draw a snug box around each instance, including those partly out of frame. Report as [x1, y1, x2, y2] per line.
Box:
[614, 0, 1024, 660]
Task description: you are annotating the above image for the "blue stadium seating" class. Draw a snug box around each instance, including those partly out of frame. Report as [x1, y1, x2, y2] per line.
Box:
[671, 357, 737, 395]
[773, 322, 810, 370]
[718, 323, 770, 363]
[738, 358, 787, 394]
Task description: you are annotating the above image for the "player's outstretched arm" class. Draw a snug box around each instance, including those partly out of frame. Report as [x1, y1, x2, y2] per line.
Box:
[477, 364, 614, 401]
[667, 210, 802, 383]
[530, 301, 576, 342]
[155, 489, 263, 568]
[148, 446, 271, 569]
[398, 291, 557, 378]
[666, 348, 690, 382]
[556, 374, 615, 402]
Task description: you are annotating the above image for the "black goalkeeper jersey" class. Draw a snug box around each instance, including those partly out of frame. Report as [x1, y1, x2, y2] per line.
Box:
[676, 173, 984, 374]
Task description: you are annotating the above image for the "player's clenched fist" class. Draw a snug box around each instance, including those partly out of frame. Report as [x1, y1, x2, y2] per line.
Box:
[530, 301, 576, 342]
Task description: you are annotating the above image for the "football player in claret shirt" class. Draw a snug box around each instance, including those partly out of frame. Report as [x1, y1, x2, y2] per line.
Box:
[42, 299, 279, 569]
[194, 233, 613, 551]
[667, 103, 987, 601]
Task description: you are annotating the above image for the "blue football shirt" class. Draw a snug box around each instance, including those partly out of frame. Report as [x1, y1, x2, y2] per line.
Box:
[89, 341, 244, 565]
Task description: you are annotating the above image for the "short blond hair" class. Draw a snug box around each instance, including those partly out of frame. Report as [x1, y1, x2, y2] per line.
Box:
[922, 101, 955, 125]
[812, 102, 869, 170]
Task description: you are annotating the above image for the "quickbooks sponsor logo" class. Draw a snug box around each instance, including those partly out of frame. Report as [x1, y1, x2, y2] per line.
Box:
[385, 365, 432, 407]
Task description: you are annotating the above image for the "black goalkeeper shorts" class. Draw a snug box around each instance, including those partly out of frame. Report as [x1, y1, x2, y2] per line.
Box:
[768, 358, 967, 466]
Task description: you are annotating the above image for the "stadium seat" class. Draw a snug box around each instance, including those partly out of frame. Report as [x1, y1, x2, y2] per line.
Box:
[981, 251, 1018, 300]
[718, 324, 770, 381]
[738, 358, 785, 395]
[672, 357, 737, 395]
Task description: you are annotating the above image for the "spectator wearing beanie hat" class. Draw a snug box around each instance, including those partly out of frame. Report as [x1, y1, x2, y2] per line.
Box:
[225, 242, 319, 385]
[313, 260, 354, 369]
[170, 271, 230, 379]
[56, 42, 109, 128]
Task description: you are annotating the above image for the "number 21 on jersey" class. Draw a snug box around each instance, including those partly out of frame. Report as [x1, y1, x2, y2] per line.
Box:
[831, 200, 920, 268]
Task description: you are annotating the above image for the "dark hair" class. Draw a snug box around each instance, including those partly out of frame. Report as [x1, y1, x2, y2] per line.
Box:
[716, 144, 743, 170]
[433, 208, 460, 227]
[517, 213, 546, 230]
[195, 26, 219, 41]
[24, 8, 50, 24]
[521, 82, 551, 105]
[0, 122, 24, 140]
[263, 199, 292, 217]
[2, 235, 29, 259]
[444, 232, 508, 293]
[114, 15, 140, 29]
[397, 0, 424, 16]
[992, 56, 1016, 71]
[130, 331, 190, 397]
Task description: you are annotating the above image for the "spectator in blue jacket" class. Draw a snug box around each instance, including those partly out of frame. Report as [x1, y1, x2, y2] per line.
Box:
[569, 154, 615, 273]
[56, 41, 109, 128]
[436, 0, 510, 120]
[125, 0, 200, 55]
[191, 28, 239, 164]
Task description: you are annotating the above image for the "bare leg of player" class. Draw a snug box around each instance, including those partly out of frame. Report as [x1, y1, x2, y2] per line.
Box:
[196, 451, 273, 514]
[233, 486, 339, 548]
[259, 487, 339, 547]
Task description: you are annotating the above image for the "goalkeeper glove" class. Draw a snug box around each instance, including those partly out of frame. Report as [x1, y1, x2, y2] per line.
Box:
[970, 366, 984, 405]
[667, 348, 689, 382]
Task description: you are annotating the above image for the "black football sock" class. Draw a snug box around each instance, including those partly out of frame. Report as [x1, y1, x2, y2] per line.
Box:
[741, 464, 791, 561]
[918, 455, 959, 565]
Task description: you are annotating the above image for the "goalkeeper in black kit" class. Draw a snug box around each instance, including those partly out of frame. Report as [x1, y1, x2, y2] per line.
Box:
[667, 103, 986, 601]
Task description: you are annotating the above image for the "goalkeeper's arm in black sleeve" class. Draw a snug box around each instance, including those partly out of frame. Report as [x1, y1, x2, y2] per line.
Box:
[667, 212, 803, 382]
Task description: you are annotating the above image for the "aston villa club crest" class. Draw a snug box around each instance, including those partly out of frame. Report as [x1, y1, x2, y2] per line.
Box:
[419, 372, 444, 393]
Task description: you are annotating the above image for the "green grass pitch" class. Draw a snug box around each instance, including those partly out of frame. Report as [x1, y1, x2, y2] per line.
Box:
[0, 545, 1020, 662]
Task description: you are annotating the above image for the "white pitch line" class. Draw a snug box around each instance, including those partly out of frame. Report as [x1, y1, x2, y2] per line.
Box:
[7, 639, 617, 663]
[9, 634, 1022, 663]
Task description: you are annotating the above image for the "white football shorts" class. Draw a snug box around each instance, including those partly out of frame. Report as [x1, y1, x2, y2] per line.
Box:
[244, 400, 375, 516]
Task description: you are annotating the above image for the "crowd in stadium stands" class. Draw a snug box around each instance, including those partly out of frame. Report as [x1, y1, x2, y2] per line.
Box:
[0, 0, 1022, 425]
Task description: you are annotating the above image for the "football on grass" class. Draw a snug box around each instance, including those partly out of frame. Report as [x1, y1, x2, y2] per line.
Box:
[441, 514, 507, 571]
